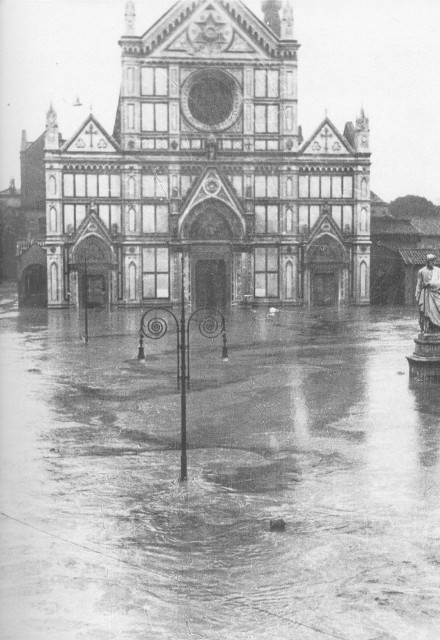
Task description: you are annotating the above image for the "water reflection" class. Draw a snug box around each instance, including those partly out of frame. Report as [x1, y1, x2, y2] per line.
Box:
[1, 292, 440, 639]
[409, 382, 440, 468]
[363, 346, 420, 514]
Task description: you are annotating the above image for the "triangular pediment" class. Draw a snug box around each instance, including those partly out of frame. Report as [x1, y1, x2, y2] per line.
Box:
[62, 115, 120, 154]
[301, 118, 354, 156]
[305, 213, 348, 264]
[179, 167, 246, 235]
[309, 210, 344, 243]
[141, 0, 285, 60]
[72, 212, 113, 250]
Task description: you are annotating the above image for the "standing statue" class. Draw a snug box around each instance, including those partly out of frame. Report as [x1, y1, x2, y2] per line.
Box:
[206, 135, 217, 161]
[415, 254, 440, 333]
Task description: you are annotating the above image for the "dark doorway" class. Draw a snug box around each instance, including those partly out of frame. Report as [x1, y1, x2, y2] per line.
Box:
[20, 264, 47, 307]
[312, 272, 338, 306]
[81, 274, 106, 308]
[195, 260, 227, 308]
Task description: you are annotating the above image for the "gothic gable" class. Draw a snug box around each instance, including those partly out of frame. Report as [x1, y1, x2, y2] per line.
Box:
[305, 211, 347, 264]
[139, 0, 284, 60]
[179, 167, 246, 236]
[300, 118, 354, 156]
[62, 115, 120, 154]
[309, 208, 345, 243]
[71, 212, 115, 265]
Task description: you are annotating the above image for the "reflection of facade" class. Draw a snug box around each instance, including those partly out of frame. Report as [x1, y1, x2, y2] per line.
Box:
[42, 0, 371, 309]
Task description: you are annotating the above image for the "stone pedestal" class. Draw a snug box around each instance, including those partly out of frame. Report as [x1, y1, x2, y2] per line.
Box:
[407, 333, 440, 381]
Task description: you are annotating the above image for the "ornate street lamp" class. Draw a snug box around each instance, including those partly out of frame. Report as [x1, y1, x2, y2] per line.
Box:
[136, 251, 228, 481]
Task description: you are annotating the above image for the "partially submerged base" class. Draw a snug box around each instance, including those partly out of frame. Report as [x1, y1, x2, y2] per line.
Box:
[407, 333, 440, 381]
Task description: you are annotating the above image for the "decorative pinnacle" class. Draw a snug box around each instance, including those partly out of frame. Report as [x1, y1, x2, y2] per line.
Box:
[125, 1, 136, 36]
[356, 106, 369, 129]
[46, 101, 57, 127]
[262, 0, 282, 37]
[281, 0, 294, 40]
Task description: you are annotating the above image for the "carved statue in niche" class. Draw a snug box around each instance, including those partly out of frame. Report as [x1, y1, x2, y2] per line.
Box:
[206, 135, 218, 160]
[322, 201, 331, 216]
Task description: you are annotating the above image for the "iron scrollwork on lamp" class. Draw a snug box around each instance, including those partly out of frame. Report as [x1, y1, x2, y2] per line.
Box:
[136, 303, 229, 482]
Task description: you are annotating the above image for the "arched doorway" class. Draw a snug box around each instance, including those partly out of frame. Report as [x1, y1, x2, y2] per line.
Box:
[72, 236, 113, 308]
[184, 201, 241, 308]
[20, 264, 47, 307]
[306, 235, 346, 306]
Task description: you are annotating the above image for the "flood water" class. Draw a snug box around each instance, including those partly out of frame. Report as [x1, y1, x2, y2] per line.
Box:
[0, 283, 439, 640]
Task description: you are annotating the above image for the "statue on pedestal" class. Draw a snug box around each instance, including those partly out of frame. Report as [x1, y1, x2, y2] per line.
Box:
[408, 253, 440, 381]
[415, 254, 440, 333]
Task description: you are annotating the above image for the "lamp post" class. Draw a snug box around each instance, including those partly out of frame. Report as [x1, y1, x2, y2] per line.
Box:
[83, 258, 89, 343]
[137, 252, 228, 482]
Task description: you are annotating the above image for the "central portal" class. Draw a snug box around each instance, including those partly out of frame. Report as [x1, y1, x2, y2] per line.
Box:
[80, 274, 107, 308]
[312, 272, 338, 306]
[195, 259, 227, 308]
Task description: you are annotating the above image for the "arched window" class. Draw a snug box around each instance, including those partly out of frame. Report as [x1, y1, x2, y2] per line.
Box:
[128, 207, 136, 232]
[48, 175, 56, 196]
[49, 207, 57, 232]
[128, 176, 135, 198]
[50, 262, 58, 301]
[128, 262, 136, 300]
[286, 208, 294, 233]
[360, 207, 368, 232]
[361, 178, 368, 198]
[286, 177, 293, 197]
[285, 261, 294, 299]
[360, 261, 367, 298]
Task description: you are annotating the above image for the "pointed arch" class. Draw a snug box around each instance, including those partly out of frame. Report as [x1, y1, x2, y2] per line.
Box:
[48, 175, 56, 196]
[128, 175, 136, 198]
[360, 260, 367, 297]
[360, 207, 368, 232]
[49, 206, 57, 232]
[285, 260, 294, 299]
[50, 262, 58, 301]
[306, 233, 347, 264]
[286, 208, 294, 233]
[178, 169, 246, 237]
[72, 234, 113, 265]
[128, 262, 136, 300]
[128, 206, 136, 233]
[361, 178, 368, 198]
[181, 199, 244, 241]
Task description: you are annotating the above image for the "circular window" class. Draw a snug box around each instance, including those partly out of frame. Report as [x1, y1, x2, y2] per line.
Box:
[181, 69, 241, 132]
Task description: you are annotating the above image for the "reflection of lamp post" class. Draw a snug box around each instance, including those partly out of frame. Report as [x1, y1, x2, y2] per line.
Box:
[83, 258, 89, 343]
[137, 251, 228, 482]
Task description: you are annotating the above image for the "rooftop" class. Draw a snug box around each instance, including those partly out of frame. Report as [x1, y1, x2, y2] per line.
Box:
[398, 248, 440, 265]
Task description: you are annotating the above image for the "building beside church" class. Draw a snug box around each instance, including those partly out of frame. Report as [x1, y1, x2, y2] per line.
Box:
[0, 180, 21, 280]
[370, 193, 440, 305]
[39, 0, 371, 309]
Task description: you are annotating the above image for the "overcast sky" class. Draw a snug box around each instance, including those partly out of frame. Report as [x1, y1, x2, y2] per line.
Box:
[1, 0, 439, 203]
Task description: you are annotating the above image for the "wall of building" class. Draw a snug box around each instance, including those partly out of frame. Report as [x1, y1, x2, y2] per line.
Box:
[40, 0, 371, 309]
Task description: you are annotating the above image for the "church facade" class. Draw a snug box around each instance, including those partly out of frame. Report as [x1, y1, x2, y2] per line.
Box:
[43, 0, 371, 309]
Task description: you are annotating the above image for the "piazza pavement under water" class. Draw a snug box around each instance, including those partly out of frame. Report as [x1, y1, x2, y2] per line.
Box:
[0, 283, 439, 640]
